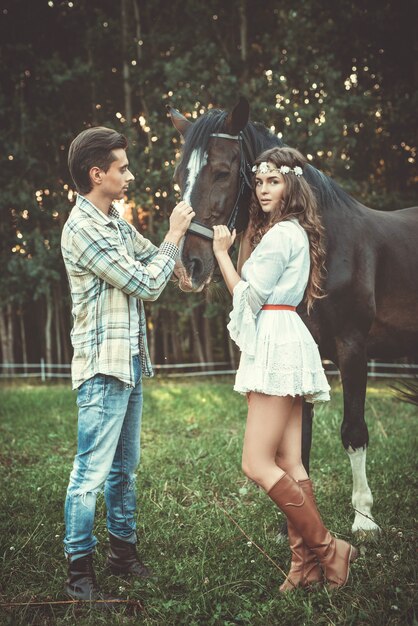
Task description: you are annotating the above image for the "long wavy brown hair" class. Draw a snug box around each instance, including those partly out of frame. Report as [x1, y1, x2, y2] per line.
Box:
[248, 146, 327, 312]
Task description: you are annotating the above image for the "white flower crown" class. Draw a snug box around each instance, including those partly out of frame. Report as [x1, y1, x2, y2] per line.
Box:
[252, 161, 303, 177]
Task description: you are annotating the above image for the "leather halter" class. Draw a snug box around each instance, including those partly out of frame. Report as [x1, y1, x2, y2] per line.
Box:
[186, 132, 253, 241]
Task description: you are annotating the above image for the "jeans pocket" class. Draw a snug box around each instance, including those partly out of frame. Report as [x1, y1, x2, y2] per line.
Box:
[133, 356, 142, 387]
[76, 377, 95, 407]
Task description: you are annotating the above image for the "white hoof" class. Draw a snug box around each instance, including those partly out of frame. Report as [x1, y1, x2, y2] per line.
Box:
[352, 511, 381, 535]
[275, 531, 288, 544]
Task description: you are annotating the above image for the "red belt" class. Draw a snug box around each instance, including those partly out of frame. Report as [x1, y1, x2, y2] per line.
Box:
[261, 304, 296, 311]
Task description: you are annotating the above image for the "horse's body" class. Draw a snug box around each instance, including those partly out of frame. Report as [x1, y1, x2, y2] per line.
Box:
[168, 98, 418, 533]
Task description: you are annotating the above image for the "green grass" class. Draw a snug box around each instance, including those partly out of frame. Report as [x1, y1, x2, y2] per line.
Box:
[0, 379, 416, 625]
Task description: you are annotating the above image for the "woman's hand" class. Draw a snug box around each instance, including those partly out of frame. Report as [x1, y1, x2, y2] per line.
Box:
[213, 225, 236, 257]
[212, 226, 240, 295]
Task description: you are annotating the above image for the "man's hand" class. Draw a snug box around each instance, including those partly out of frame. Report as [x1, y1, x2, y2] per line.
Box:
[171, 259, 184, 282]
[165, 201, 195, 246]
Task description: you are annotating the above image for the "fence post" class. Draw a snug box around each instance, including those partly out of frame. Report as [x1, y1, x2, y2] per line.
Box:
[40, 358, 46, 382]
[369, 358, 376, 378]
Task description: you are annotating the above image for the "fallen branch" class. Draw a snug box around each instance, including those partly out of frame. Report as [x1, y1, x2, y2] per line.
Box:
[0, 598, 143, 609]
[214, 497, 290, 583]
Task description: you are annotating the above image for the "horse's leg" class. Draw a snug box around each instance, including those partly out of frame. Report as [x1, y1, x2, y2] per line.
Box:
[301, 399, 313, 475]
[337, 337, 381, 534]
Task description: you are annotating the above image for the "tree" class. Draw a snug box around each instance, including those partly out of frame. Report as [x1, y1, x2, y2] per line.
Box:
[0, 0, 416, 369]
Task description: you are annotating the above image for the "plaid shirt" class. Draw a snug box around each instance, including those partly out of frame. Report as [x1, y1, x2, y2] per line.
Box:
[61, 195, 178, 389]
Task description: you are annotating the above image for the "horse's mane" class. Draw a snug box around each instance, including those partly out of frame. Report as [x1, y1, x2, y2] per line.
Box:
[304, 166, 361, 212]
[178, 110, 228, 174]
[179, 108, 360, 213]
[242, 121, 280, 163]
[178, 109, 278, 170]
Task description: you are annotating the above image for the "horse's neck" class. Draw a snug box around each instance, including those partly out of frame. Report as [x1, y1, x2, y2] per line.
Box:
[244, 125, 371, 223]
[245, 125, 281, 161]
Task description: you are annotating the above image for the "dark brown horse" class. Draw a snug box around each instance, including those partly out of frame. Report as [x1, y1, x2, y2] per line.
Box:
[168, 97, 418, 534]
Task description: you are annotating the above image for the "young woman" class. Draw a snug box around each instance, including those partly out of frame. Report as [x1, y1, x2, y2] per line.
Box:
[212, 146, 358, 591]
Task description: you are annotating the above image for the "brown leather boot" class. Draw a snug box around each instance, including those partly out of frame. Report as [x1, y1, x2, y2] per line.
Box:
[279, 478, 323, 592]
[269, 473, 358, 588]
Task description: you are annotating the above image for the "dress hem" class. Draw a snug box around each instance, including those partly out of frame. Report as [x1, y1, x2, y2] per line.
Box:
[233, 384, 330, 404]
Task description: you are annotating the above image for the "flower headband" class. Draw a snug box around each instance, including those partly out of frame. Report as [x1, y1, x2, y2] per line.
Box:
[252, 161, 303, 177]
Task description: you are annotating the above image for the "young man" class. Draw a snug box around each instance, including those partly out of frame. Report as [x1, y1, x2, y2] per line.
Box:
[61, 126, 194, 603]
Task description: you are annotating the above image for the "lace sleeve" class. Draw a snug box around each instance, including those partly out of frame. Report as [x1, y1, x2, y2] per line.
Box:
[227, 280, 257, 356]
[226, 223, 295, 355]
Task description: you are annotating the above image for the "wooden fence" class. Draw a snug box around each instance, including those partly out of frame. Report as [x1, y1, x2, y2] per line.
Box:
[0, 360, 417, 380]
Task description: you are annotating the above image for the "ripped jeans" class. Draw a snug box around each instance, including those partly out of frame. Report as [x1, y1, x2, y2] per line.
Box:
[64, 355, 143, 558]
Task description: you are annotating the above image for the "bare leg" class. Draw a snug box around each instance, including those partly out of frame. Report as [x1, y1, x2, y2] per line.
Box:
[275, 397, 308, 482]
[242, 392, 357, 590]
[242, 392, 302, 492]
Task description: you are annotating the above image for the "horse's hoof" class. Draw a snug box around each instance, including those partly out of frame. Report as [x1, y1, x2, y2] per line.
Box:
[275, 519, 288, 543]
[352, 513, 381, 537]
[275, 531, 288, 544]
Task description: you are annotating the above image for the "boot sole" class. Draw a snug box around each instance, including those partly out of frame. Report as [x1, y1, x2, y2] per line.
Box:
[64, 584, 96, 602]
[279, 579, 323, 593]
[64, 587, 123, 611]
[344, 545, 359, 585]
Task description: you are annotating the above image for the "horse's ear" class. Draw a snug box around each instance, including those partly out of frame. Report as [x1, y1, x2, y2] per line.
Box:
[225, 97, 250, 135]
[166, 105, 192, 136]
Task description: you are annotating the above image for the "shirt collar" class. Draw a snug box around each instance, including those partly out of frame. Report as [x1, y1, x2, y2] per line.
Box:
[75, 194, 120, 225]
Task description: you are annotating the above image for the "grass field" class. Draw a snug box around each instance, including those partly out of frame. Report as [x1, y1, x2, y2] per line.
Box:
[0, 378, 416, 625]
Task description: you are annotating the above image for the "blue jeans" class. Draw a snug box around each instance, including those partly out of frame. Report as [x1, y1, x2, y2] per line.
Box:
[64, 355, 143, 558]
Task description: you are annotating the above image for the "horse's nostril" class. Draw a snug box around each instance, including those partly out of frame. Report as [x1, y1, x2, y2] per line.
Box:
[188, 256, 203, 279]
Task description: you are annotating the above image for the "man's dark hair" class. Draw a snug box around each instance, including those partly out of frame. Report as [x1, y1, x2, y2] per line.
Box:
[68, 127, 128, 195]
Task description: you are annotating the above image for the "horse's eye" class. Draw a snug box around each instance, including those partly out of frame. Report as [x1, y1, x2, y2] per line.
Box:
[214, 171, 229, 182]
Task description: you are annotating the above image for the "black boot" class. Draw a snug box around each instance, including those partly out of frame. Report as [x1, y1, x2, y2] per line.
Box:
[107, 533, 151, 578]
[65, 553, 122, 608]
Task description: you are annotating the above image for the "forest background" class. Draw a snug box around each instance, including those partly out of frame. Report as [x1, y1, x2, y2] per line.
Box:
[0, 0, 417, 370]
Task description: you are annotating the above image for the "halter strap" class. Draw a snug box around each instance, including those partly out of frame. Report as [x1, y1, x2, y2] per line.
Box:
[187, 220, 215, 241]
[186, 131, 252, 241]
[209, 133, 240, 140]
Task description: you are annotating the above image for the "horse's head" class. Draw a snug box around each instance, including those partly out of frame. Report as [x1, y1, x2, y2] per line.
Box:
[168, 98, 251, 292]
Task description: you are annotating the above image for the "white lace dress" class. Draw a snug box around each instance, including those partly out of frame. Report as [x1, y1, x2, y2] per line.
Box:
[228, 219, 330, 403]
